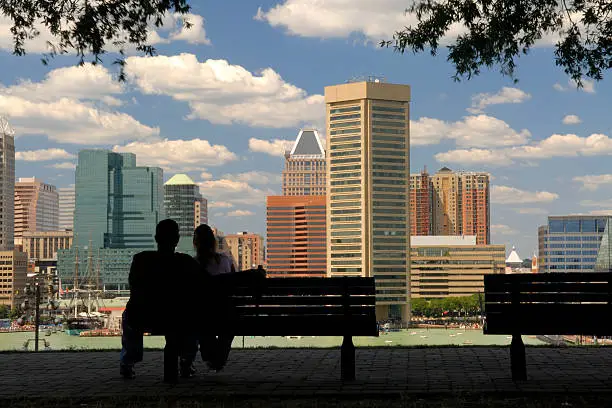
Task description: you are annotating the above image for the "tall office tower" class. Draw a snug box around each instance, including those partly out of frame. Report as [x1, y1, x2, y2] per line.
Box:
[164, 173, 208, 254]
[431, 167, 490, 245]
[58, 187, 75, 231]
[282, 129, 326, 196]
[0, 117, 15, 250]
[409, 169, 433, 236]
[325, 79, 411, 323]
[538, 215, 612, 273]
[225, 232, 264, 271]
[57, 150, 164, 291]
[14, 178, 59, 247]
[266, 195, 326, 278]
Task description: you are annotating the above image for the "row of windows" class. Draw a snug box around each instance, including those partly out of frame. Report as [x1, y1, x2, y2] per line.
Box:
[372, 127, 405, 134]
[330, 128, 360, 136]
[330, 201, 359, 208]
[372, 157, 405, 164]
[331, 157, 361, 165]
[331, 164, 361, 172]
[372, 135, 406, 143]
[331, 230, 361, 236]
[331, 187, 360, 193]
[330, 113, 361, 121]
[372, 120, 405, 128]
[330, 150, 360, 157]
[372, 194, 406, 200]
[545, 235, 602, 241]
[372, 149, 405, 157]
[331, 209, 360, 215]
[372, 106, 405, 113]
[549, 258, 597, 263]
[543, 250, 599, 256]
[331, 171, 361, 178]
[546, 243, 601, 248]
[548, 218, 608, 233]
[331, 216, 362, 223]
[373, 164, 405, 171]
[330, 106, 360, 114]
[330, 121, 360, 129]
[331, 194, 361, 200]
[373, 186, 405, 193]
[331, 135, 361, 143]
[331, 238, 361, 244]
[331, 179, 361, 186]
[372, 113, 404, 120]
[331, 245, 362, 251]
[372, 142, 406, 149]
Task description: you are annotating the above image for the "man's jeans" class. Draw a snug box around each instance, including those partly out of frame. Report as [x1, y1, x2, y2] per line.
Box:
[120, 310, 143, 366]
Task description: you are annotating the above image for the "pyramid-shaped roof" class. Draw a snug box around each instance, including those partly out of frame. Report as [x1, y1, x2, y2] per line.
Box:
[165, 173, 196, 186]
[290, 129, 325, 157]
[506, 246, 522, 264]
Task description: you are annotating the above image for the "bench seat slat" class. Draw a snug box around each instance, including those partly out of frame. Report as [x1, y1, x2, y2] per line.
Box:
[484, 272, 612, 285]
[233, 306, 376, 316]
[485, 292, 611, 304]
[484, 282, 610, 293]
[231, 296, 376, 306]
[230, 286, 375, 296]
[222, 315, 378, 336]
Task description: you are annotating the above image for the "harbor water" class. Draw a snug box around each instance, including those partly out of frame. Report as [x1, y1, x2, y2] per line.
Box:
[0, 328, 545, 351]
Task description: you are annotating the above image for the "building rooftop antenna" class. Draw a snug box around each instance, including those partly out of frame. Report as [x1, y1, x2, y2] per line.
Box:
[0, 116, 15, 137]
[346, 74, 386, 84]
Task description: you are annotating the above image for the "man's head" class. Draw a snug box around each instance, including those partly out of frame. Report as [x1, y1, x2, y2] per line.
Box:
[155, 219, 180, 252]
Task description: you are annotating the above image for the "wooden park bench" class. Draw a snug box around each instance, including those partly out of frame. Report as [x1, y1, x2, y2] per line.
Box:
[484, 272, 612, 381]
[164, 272, 378, 381]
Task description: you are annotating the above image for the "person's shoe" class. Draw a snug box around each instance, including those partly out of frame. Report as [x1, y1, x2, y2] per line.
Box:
[179, 360, 197, 378]
[120, 364, 136, 379]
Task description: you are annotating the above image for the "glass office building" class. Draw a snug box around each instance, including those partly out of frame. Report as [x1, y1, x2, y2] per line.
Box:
[538, 215, 612, 272]
[58, 150, 164, 291]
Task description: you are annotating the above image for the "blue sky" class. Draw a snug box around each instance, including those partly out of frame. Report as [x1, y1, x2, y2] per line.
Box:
[1, 0, 611, 258]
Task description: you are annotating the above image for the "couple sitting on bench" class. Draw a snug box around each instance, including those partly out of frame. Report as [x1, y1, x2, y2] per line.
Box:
[119, 219, 261, 383]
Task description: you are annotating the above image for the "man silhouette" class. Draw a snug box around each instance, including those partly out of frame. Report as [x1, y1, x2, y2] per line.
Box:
[119, 219, 198, 382]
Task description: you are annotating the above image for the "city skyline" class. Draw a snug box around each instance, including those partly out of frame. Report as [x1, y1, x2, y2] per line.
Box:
[2, 2, 611, 257]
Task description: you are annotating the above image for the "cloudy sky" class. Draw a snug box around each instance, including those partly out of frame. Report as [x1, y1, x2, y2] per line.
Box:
[2, 0, 611, 258]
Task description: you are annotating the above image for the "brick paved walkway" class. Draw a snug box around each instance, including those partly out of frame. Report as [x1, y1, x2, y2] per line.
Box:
[3, 347, 612, 400]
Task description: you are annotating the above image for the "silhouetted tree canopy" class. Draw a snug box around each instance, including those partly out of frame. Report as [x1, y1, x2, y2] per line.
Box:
[0, 0, 191, 80]
[383, 0, 611, 86]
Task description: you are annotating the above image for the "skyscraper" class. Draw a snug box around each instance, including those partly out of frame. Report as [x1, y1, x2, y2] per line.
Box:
[58, 186, 75, 231]
[266, 195, 327, 278]
[14, 178, 59, 247]
[0, 117, 15, 250]
[325, 79, 411, 322]
[58, 150, 164, 291]
[430, 168, 490, 245]
[164, 173, 208, 254]
[282, 129, 326, 196]
[409, 169, 433, 236]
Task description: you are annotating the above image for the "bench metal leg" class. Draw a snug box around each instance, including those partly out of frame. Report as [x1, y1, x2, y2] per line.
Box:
[510, 333, 527, 381]
[341, 335, 355, 381]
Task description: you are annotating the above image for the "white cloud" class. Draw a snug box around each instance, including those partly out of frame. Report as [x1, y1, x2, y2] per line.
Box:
[435, 133, 612, 166]
[412, 115, 530, 147]
[208, 201, 234, 209]
[562, 114, 582, 125]
[0, 64, 158, 144]
[580, 199, 612, 208]
[200, 171, 213, 180]
[226, 210, 255, 217]
[112, 139, 237, 171]
[491, 185, 559, 204]
[125, 54, 324, 128]
[468, 87, 531, 114]
[587, 210, 612, 216]
[515, 208, 548, 215]
[0, 13, 210, 54]
[48, 162, 76, 170]
[197, 179, 275, 206]
[222, 171, 282, 186]
[255, 0, 465, 44]
[553, 79, 596, 94]
[573, 174, 612, 191]
[491, 224, 519, 235]
[249, 138, 294, 157]
[16, 148, 74, 161]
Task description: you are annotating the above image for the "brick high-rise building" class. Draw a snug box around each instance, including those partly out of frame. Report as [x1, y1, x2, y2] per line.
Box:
[0, 250, 27, 307]
[225, 232, 264, 271]
[325, 79, 411, 323]
[14, 178, 59, 247]
[266, 195, 326, 278]
[409, 169, 433, 236]
[429, 167, 490, 245]
[282, 129, 326, 196]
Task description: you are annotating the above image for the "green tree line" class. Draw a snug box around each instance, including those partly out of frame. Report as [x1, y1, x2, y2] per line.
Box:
[411, 295, 482, 318]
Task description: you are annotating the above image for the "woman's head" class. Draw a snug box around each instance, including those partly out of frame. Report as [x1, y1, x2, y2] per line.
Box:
[193, 224, 217, 255]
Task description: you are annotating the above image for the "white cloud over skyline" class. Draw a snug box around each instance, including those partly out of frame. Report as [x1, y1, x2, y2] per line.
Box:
[491, 185, 559, 204]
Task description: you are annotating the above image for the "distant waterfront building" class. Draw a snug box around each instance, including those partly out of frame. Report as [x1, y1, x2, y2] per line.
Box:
[325, 79, 411, 322]
[58, 187, 75, 231]
[0, 117, 15, 250]
[57, 150, 164, 291]
[14, 178, 59, 247]
[0, 250, 27, 307]
[22, 230, 73, 262]
[409, 169, 433, 236]
[225, 232, 264, 271]
[266, 195, 326, 278]
[431, 168, 490, 245]
[538, 215, 612, 273]
[282, 129, 326, 196]
[164, 174, 208, 254]
[505, 246, 533, 274]
[410, 236, 505, 298]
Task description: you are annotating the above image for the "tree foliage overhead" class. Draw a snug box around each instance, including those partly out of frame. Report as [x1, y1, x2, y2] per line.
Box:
[0, 0, 191, 79]
[383, 0, 612, 85]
